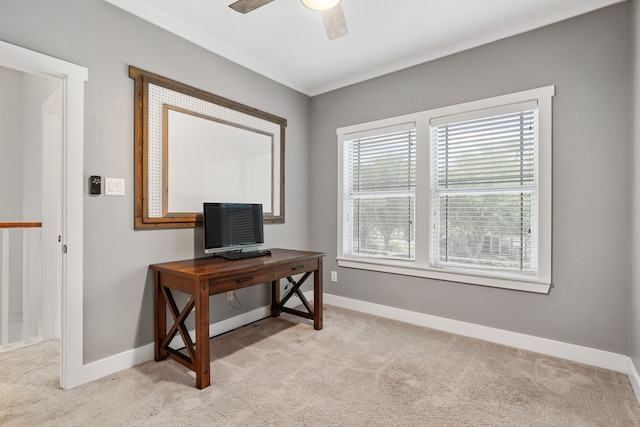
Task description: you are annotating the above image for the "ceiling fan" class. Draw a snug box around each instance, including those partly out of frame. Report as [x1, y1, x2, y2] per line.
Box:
[229, 0, 348, 40]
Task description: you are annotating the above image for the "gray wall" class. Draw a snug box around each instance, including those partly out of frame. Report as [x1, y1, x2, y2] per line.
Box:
[0, 67, 23, 220]
[310, 4, 631, 354]
[21, 73, 59, 221]
[631, 0, 640, 373]
[0, 0, 311, 363]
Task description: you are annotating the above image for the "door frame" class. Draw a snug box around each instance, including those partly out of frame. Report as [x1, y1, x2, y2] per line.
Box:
[0, 40, 87, 390]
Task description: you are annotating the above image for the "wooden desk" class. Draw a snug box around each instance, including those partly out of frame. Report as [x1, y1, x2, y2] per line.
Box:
[149, 248, 325, 389]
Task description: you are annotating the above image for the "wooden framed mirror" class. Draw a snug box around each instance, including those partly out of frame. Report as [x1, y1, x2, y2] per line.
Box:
[130, 67, 286, 229]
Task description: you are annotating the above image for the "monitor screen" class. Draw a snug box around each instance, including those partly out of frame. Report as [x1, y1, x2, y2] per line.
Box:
[203, 203, 264, 253]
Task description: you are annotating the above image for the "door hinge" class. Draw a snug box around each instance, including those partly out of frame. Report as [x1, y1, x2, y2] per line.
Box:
[63, 244, 68, 254]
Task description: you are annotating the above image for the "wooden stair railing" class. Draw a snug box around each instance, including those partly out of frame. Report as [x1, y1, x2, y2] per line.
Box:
[0, 222, 42, 229]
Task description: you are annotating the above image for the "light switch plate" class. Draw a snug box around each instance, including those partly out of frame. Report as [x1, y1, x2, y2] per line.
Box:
[104, 177, 125, 196]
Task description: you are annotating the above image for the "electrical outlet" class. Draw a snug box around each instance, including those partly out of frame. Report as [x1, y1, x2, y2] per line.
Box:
[226, 291, 234, 302]
[331, 271, 338, 282]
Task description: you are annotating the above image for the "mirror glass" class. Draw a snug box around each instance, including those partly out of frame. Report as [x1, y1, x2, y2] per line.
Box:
[166, 107, 273, 213]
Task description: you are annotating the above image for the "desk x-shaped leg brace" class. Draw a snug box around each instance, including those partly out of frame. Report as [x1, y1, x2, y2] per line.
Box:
[154, 283, 207, 384]
[272, 272, 316, 322]
[160, 288, 198, 366]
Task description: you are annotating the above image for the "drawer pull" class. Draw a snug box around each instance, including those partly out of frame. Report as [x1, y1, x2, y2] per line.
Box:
[236, 276, 254, 283]
[291, 265, 306, 271]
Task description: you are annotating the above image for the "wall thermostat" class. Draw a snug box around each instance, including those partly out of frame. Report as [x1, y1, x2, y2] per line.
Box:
[89, 175, 101, 195]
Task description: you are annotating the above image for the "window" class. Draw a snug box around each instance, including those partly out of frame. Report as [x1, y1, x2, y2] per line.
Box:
[337, 86, 554, 293]
[430, 104, 538, 274]
[342, 124, 416, 260]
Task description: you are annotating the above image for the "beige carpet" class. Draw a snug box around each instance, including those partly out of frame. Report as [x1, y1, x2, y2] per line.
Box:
[1, 305, 640, 426]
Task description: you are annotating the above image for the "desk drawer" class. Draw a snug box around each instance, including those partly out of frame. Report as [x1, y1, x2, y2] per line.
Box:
[274, 259, 318, 278]
[208, 269, 275, 294]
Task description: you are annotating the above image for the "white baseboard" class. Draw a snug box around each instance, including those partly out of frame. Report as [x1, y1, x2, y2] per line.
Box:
[80, 291, 639, 405]
[629, 358, 640, 404]
[82, 342, 155, 385]
[322, 293, 631, 374]
[80, 305, 271, 385]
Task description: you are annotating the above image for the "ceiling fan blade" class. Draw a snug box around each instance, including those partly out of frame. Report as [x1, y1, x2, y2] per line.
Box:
[321, 4, 348, 40]
[229, 0, 274, 14]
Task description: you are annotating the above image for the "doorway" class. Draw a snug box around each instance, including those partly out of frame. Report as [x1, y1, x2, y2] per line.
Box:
[0, 39, 87, 389]
[0, 67, 62, 351]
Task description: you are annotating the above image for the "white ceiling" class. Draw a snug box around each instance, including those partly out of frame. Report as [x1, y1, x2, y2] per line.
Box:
[105, 0, 624, 96]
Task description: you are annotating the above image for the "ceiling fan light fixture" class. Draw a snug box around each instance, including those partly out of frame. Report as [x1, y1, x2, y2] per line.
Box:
[300, 0, 341, 12]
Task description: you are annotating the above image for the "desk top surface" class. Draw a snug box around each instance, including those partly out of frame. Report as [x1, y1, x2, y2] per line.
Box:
[149, 248, 325, 280]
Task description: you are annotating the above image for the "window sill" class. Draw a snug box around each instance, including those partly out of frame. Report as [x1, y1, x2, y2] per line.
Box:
[336, 257, 551, 294]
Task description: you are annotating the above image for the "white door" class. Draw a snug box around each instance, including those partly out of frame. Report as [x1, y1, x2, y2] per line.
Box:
[41, 85, 63, 341]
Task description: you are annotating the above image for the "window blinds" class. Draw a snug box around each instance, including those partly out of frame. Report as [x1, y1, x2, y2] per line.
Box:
[343, 125, 416, 260]
[430, 109, 538, 273]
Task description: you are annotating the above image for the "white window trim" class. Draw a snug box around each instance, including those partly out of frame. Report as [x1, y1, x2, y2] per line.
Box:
[337, 86, 554, 294]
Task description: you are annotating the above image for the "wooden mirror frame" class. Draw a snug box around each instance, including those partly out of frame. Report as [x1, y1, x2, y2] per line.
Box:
[130, 66, 286, 229]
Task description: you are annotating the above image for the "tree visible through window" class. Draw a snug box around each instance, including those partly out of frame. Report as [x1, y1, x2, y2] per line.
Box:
[430, 110, 537, 273]
[343, 126, 416, 260]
